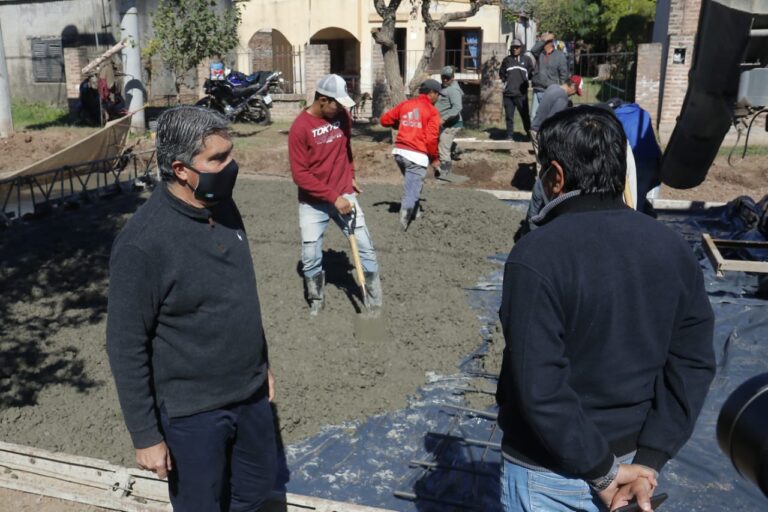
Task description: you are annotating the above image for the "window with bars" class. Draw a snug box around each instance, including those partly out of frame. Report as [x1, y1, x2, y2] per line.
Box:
[31, 38, 64, 83]
[428, 28, 483, 74]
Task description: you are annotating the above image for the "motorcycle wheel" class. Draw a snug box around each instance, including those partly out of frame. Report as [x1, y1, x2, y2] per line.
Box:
[195, 97, 212, 109]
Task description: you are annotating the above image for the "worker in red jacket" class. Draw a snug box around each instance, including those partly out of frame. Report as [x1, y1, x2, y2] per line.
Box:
[380, 79, 442, 231]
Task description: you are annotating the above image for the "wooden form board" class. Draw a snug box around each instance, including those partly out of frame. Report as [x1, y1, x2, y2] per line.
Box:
[0, 441, 394, 512]
[702, 233, 768, 277]
[453, 138, 516, 151]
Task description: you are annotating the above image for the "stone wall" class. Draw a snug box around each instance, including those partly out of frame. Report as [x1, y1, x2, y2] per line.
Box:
[635, 43, 662, 126]
[658, 0, 702, 139]
[269, 93, 305, 122]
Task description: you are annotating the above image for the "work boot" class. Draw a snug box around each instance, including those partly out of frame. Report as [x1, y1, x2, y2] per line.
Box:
[400, 207, 413, 231]
[304, 271, 325, 316]
[363, 271, 383, 309]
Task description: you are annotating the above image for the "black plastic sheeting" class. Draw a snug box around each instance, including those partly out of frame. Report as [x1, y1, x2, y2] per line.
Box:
[279, 201, 768, 511]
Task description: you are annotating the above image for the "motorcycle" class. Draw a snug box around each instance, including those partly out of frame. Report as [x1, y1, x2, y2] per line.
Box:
[196, 70, 282, 124]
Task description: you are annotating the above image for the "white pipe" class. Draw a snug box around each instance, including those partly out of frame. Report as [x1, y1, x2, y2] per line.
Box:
[119, 0, 145, 132]
[0, 21, 14, 138]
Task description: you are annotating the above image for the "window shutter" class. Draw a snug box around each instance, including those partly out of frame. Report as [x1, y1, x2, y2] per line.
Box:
[31, 38, 64, 83]
[32, 40, 49, 81]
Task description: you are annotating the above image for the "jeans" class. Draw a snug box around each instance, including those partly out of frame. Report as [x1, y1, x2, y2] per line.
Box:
[394, 154, 427, 210]
[299, 193, 379, 278]
[500, 453, 636, 512]
[503, 95, 531, 139]
[160, 387, 277, 512]
[531, 89, 544, 120]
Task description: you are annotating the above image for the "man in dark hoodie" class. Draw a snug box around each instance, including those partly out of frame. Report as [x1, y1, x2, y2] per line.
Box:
[530, 32, 569, 120]
[500, 38, 535, 140]
[496, 106, 715, 512]
[107, 106, 277, 511]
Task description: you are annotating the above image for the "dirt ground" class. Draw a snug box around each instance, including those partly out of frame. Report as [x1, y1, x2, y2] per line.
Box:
[0, 173, 517, 470]
[2, 123, 766, 202]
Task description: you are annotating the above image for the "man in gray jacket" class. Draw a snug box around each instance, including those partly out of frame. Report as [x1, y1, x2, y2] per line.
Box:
[530, 32, 569, 119]
[435, 66, 464, 182]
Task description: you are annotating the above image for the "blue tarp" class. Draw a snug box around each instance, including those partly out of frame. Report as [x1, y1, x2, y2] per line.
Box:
[280, 202, 768, 511]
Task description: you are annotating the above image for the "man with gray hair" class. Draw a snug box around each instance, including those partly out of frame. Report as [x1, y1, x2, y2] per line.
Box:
[107, 106, 277, 511]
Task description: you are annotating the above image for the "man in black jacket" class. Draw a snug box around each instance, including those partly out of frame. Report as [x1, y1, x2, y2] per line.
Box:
[496, 106, 715, 512]
[107, 106, 277, 511]
[499, 39, 534, 140]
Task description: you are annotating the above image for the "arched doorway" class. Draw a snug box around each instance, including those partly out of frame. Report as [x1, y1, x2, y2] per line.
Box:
[248, 28, 295, 93]
[310, 27, 360, 95]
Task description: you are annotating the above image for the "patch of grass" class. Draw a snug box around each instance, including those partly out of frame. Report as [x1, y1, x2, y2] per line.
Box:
[717, 143, 768, 157]
[11, 100, 72, 130]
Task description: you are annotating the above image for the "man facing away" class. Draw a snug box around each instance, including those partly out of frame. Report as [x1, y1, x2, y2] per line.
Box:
[288, 74, 382, 315]
[107, 106, 277, 511]
[435, 66, 464, 182]
[496, 106, 716, 512]
[529, 32, 569, 120]
[380, 79, 442, 231]
[500, 38, 535, 140]
[531, 75, 582, 133]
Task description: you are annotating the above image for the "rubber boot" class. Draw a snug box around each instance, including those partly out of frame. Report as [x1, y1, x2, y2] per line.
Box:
[364, 271, 383, 309]
[437, 162, 453, 182]
[304, 271, 325, 316]
[400, 207, 413, 231]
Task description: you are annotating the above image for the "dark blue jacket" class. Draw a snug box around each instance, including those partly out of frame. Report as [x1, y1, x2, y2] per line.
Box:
[496, 194, 715, 479]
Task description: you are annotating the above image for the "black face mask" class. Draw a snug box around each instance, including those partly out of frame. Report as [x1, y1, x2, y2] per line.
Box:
[186, 159, 239, 203]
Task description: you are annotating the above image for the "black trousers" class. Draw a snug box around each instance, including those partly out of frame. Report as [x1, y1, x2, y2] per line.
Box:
[503, 95, 531, 139]
[160, 386, 277, 511]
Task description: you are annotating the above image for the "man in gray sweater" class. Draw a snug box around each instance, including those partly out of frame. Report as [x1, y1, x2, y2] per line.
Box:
[107, 106, 276, 511]
[530, 32, 569, 119]
[435, 65, 464, 182]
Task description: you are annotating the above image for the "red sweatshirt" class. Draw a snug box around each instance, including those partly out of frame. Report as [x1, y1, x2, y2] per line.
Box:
[288, 109, 355, 204]
[380, 94, 441, 163]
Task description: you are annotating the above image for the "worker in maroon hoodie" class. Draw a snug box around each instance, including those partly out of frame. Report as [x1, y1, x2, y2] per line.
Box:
[288, 74, 382, 315]
[380, 79, 442, 231]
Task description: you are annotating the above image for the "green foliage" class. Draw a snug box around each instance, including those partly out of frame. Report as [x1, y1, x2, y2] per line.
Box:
[11, 100, 70, 129]
[529, 0, 602, 41]
[518, 0, 656, 49]
[151, 0, 242, 94]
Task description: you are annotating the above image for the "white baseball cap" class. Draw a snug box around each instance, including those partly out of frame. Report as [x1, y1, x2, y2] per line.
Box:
[316, 74, 356, 108]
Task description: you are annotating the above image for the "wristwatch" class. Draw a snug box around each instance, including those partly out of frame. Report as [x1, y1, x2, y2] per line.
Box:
[588, 457, 619, 492]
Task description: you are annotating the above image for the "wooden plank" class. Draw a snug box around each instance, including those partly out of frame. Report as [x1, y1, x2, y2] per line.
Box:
[702, 234, 768, 276]
[0, 441, 396, 512]
[703, 233, 726, 277]
[454, 138, 516, 151]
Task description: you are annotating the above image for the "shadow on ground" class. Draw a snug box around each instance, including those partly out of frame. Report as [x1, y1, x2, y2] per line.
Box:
[0, 192, 146, 407]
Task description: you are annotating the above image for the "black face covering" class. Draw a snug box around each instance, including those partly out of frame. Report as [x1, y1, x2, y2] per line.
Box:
[186, 159, 239, 203]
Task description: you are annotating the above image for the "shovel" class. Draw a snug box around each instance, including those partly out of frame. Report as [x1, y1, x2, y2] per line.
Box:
[347, 205, 388, 343]
[347, 205, 368, 308]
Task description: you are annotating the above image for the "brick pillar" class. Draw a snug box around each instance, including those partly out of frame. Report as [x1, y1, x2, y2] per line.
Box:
[479, 43, 506, 126]
[658, 0, 702, 139]
[304, 44, 330, 104]
[63, 46, 88, 113]
[635, 43, 662, 127]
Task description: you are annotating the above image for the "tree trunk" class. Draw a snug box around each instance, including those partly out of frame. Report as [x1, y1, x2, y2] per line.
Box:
[373, 0, 406, 106]
[407, 24, 441, 95]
